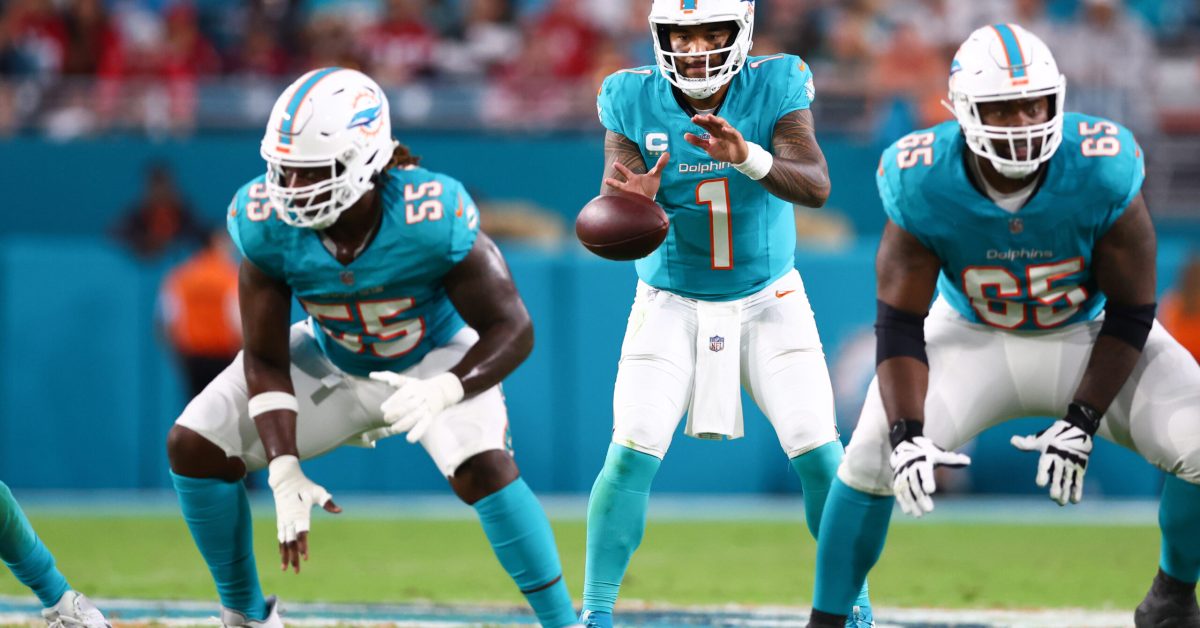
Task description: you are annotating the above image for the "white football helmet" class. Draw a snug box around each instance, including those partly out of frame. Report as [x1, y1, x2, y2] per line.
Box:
[648, 0, 754, 100]
[946, 24, 1066, 179]
[260, 67, 395, 229]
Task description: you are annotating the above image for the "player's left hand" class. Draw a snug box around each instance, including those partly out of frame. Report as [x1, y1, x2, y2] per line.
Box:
[685, 114, 749, 164]
[1011, 419, 1094, 506]
[368, 371, 465, 443]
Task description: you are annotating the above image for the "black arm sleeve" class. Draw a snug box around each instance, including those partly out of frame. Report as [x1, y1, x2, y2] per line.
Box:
[875, 299, 928, 366]
[1099, 301, 1156, 352]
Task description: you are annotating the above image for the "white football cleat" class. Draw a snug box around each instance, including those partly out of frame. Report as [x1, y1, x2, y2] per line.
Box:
[221, 595, 283, 628]
[41, 590, 111, 628]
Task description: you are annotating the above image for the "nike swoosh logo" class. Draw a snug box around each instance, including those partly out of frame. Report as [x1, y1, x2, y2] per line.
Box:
[775, 290, 795, 298]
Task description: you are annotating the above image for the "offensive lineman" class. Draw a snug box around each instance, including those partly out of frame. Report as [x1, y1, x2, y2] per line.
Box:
[807, 24, 1200, 627]
[165, 68, 578, 628]
[582, 1, 871, 626]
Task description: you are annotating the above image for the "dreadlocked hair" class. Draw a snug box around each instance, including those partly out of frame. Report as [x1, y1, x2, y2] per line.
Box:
[386, 141, 421, 169]
[373, 140, 422, 185]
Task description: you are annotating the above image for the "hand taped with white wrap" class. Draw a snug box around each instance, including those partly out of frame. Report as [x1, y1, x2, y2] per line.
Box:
[266, 455, 341, 573]
[888, 420, 971, 518]
[366, 371, 465, 444]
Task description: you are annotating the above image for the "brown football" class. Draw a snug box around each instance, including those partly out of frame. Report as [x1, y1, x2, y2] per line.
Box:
[575, 192, 669, 261]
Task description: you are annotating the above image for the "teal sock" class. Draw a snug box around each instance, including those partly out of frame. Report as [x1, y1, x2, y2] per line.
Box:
[0, 482, 69, 607]
[790, 445, 871, 612]
[582, 443, 662, 614]
[812, 479, 893, 616]
[170, 471, 267, 621]
[1159, 474, 1200, 583]
[789, 441, 844, 540]
[474, 478, 576, 628]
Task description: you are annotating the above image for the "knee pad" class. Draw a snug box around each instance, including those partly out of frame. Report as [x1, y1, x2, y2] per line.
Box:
[836, 448, 894, 497]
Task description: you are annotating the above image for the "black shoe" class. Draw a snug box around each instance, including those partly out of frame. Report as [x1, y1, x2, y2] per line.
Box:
[1136, 568, 1200, 627]
[807, 609, 848, 628]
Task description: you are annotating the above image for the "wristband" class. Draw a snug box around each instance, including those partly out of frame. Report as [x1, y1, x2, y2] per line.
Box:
[267, 454, 301, 481]
[1065, 401, 1102, 436]
[733, 141, 774, 180]
[889, 418, 925, 449]
[249, 391, 298, 418]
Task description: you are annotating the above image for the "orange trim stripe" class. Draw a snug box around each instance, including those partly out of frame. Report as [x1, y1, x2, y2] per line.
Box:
[989, 23, 1028, 79]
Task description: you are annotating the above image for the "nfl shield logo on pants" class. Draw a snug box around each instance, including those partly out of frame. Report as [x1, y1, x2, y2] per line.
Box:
[709, 335, 724, 352]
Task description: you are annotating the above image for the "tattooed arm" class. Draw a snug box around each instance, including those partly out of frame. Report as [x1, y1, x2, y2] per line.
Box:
[763, 109, 831, 207]
[601, 130, 648, 194]
[600, 129, 671, 200]
[687, 109, 830, 207]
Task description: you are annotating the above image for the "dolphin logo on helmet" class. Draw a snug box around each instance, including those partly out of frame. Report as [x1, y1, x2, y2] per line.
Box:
[348, 104, 382, 131]
[944, 24, 1067, 179]
[259, 68, 396, 230]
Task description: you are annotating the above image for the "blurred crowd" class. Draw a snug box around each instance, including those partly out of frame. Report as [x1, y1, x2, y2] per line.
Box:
[0, 0, 1198, 137]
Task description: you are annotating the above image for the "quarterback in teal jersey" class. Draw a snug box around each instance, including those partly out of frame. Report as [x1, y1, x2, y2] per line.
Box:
[808, 24, 1200, 628]
[580, 1, 871, 626]
[166, 68, 579, 628]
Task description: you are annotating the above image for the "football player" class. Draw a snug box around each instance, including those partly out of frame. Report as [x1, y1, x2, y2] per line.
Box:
[807, 24, 1200, 627]
[581, 1, 872, 626]
[0, 482, 110, 627]
[166, 68, 578, 628]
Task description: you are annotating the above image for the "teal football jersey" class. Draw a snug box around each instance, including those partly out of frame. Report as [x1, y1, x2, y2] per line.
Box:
[227, 167, 479, 376]
[597, 54, 815, 301]
[878, 112, 1145, 330]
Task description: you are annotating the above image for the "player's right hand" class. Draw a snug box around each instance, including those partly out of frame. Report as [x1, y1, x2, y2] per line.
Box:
[266, 454, 341, 574]
[889, 433, 971, 518]
[605, 152, 669, 200]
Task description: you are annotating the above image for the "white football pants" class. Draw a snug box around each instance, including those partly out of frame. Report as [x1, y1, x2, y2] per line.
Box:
[176, 320, 509, 477]
[840, 298, 1200, 494]
[611, 269, 840, 459]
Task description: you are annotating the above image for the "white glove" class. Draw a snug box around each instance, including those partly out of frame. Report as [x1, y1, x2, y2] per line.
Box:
[1011, 419, 1094, 506]
[267, 455, 333, 544]
[889, 422, 971, 518]
[368, 371, 465, 443]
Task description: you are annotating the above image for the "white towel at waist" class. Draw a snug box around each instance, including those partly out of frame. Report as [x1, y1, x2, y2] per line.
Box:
[686, 298, 744, 441]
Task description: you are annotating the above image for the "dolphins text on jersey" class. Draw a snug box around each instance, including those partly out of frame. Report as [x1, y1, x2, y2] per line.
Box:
[597, 53, 816, 301]
[878, 115, 1143, 331]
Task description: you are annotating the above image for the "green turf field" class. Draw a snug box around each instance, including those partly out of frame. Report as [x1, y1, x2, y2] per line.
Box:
[0, 516, 1159, 611]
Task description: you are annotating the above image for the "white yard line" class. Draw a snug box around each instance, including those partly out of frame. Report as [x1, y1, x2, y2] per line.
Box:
[0, 597, 1138, 628]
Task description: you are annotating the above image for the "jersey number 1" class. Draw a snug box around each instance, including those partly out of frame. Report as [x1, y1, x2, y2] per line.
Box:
[697, 178, 732, 270]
